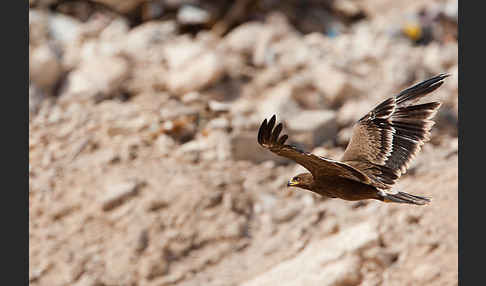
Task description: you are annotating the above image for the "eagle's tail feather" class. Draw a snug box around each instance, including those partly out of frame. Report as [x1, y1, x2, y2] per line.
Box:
[383, 191, 430, 205]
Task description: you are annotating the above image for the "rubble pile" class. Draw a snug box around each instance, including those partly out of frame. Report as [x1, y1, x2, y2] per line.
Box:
[29, 0, 458, 285]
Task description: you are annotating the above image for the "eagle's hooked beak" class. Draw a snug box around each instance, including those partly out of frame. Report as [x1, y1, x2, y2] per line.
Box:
[287, 179, 298, 187]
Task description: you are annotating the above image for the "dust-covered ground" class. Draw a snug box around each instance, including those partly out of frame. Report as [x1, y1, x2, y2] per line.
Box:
[29, 0, 458, 285]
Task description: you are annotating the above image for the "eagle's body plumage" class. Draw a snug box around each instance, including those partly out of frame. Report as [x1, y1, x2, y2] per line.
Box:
[257, 74, 449, 205]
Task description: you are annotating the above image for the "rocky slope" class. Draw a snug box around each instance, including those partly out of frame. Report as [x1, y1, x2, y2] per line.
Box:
[29, 0, 458, 285]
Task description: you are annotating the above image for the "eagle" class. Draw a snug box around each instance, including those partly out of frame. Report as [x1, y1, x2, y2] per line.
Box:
[257, 73, 449, 205]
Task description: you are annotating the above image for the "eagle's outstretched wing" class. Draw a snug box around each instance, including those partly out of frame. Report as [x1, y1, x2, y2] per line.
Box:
[258, 115, 370, 184]
[341, 73, 448, 190]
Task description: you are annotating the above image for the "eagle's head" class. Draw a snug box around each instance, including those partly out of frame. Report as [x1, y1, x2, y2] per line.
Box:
[287, 173, 314, 190]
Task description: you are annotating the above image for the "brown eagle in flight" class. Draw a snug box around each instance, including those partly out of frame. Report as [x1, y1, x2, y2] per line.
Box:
[258, 73, 449, 205]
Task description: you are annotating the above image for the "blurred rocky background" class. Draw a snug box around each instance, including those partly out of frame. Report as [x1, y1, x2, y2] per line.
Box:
[29, 0, 458, 285]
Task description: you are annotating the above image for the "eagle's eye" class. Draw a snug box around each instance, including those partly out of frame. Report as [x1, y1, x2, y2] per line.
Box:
[294, 177, 301, 182]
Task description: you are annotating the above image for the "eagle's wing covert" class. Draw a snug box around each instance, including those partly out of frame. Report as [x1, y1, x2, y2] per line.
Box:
[258, 115, 370, 184]
[340, 73, 448, 189]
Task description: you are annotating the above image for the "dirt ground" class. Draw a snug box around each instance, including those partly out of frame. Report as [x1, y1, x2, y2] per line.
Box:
[29, 0, 458, 285]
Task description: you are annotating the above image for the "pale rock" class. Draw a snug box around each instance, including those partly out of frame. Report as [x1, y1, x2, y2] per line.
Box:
[272, 36, 310, 72]
[63, 55, 129, 101]
[176, 130, 230, 162]
[231, 112, 261, 131]
[126, 64, 168, 94]
[29, 44, 62, 90]
[286, 110, 337, 146]
[223, 22, 264, 55]
[160, 103, 199, 120]
[412, 263, 441, 283]
[181, 91, 201, 103]
[154, 134, 176, 157]
[176, 139, 208, 156]
[48, 13, 82, 48]
[253, 27, 276, 67]
[62, 38, 86, 70]
[99, 18, 130, 42]
[206, 117, 230, 130]
[208, 100, 231, 112]
[164, 39, 206, 70]
[422, 43, 457, 73]
[301, 194, 314, 207]
[230, 97, 256, 117]
[253, 13, 293, 67]
[177, 5, 211, 25]
[80, 39, 122, 65]
[333, 0, 363, 18]
[313, 255, 362, 286]
[122, 21, 177, 62]
[166, 51, 225, 94]
[101, 180, 144, 211]
[444, 1, 458, 21]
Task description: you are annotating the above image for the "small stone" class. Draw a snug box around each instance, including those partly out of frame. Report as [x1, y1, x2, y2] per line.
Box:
[208, 100, 231, 112]
[166, 51, 225, 94]
[206, 117, 230, 130]
[181, 91, 200, 103]
[412, 263, 441, 282]
[223, 22, 264, 55]
[101, 180, 144, 211]
[146, 199, 169, 212]
[443, 1, 458, 21]
[333, 0, 363, 18]
[177, 5, 210, 25]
